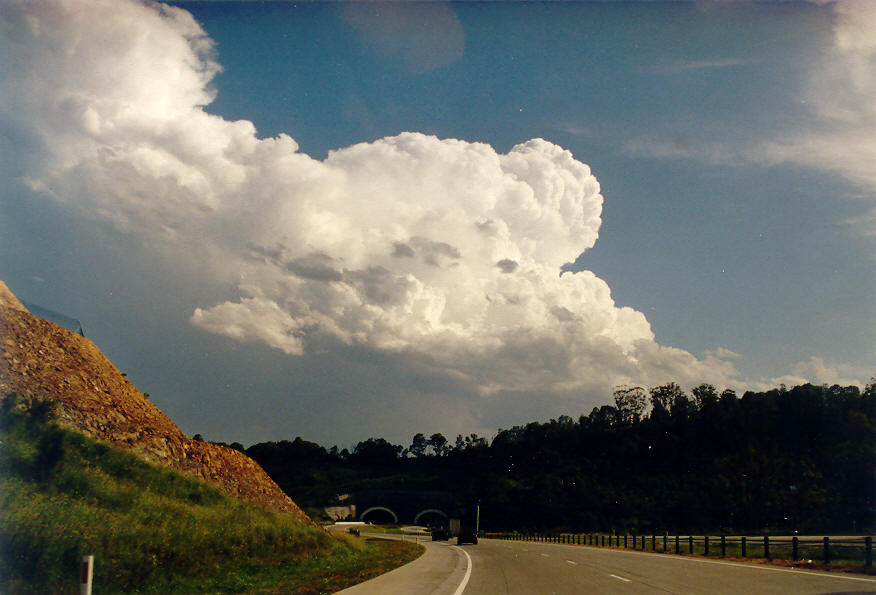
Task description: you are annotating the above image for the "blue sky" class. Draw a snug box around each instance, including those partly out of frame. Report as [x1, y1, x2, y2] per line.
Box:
[1, 1, 873, 447]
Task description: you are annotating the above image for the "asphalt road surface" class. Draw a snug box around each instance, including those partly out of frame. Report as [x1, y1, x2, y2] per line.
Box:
[339, 537, 876, 594]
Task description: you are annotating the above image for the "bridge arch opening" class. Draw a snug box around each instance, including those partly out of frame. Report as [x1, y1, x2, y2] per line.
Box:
[360, 506, 398, 525]
[414, 508, 449, 528]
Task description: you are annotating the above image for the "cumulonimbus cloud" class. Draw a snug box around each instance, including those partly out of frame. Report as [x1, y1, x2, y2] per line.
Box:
[1, 0, 741, 401]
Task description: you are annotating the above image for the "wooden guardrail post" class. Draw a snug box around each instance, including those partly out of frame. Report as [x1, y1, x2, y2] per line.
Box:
[675, 535, 680, 554]
[866, 536, 872, 567]
[792, 536, 798, 561]
[741, 536, 746, 558]
[688, 535, 693, 554]
[823, 536, 830, 564]
[704, 535, 710, 556]
[764, 535, 770, 560]
[720, 535, 726, 557]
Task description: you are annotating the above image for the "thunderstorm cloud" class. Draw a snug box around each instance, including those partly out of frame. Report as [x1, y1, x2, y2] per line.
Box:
[0, 0, 743, 420]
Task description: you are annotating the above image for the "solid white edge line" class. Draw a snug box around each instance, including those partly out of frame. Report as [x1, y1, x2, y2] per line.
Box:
[451, 546, 472, 595]
[610, 574, 632, 582]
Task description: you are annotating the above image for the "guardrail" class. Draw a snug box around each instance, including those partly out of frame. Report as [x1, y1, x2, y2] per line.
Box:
[485, 533, 874, 567]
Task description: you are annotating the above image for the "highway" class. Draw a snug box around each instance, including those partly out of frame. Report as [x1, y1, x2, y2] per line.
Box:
[339, 536, 876, 594]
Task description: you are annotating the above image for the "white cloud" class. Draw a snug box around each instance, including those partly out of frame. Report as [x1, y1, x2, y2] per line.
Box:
[757, 1, 876, 192]
[191, 295, 305, 356]
[622, 135, 741, 166]
[620, 2, 876, 239]
[1, 0, 740, 415]
[747, 1, 876, 242]
[652, 57, 747, 75]
[340, 2, 465, 74]
[767, 356, 871, 389]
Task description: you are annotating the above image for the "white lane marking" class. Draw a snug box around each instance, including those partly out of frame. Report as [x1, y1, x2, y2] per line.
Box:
[541, 553, 550, 557]
[451, 546, 472, 595]
[566, 560, 577, 565]
[677, 556, 876, 583]
[579, 543, 876, 584]
[610, 574, 632, 583]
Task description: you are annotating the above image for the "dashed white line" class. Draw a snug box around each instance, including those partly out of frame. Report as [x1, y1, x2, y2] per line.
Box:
[610, 574, 632, 583]
[566, 560, 578, 565]
[565, 542, 876, 584]
[541, 553, 550, 557]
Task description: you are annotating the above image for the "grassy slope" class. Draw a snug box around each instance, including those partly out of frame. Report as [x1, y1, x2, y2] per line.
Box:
[0, 400, 421, 593]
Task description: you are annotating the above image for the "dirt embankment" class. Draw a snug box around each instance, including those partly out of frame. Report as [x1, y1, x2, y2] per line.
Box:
[0, 281, 312, 524]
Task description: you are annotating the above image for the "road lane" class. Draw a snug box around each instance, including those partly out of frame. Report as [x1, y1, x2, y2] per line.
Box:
[338, 535, 876, 594]
[464, 539, 876, 594]
[338, 537, 469, 595]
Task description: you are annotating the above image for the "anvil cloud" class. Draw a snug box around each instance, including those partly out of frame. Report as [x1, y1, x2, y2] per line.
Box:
[2, 0, 753, 435]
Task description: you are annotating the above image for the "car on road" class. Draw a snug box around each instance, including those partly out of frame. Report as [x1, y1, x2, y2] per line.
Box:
[431, 527, 450, 541]
[456, 530, 478, 545]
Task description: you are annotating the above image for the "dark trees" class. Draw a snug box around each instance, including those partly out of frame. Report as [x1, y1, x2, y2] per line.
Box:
[428, 433, 449, 456]
[244, 381, 874, 535]
[614, 385, 647, 425]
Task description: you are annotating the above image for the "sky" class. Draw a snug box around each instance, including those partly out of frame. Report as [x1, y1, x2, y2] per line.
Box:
[1, 0, 873, 448]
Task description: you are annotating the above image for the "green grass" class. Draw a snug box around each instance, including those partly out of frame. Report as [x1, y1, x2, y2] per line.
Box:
[0, 396, 421, 593]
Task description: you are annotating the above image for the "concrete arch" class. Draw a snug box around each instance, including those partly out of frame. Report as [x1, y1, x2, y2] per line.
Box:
[360, 506, 398, 524]
[414, 508, 449, 526]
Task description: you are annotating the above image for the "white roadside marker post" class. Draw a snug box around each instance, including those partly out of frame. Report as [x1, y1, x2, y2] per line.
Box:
[80, 555, 94, 595]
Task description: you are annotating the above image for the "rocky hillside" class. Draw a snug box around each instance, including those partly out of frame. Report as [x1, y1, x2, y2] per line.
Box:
[0, 281, 312, 524]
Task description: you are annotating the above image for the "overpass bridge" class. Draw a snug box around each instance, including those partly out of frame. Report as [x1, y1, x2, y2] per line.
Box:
[350, 489, 460, 526]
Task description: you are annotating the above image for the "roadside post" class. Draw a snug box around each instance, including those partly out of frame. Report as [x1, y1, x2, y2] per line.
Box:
[80, 555, 94, 595]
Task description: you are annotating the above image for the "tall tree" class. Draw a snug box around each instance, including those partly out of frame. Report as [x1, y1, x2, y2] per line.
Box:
[408, 433, 427, 458]
[649, 382, 686, 416]
[692, 383, 719, 410]
[428, 432, 448, 457]
[613, 385, 647, 424]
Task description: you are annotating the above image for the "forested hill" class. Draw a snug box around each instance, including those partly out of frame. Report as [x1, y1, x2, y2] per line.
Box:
[234, 382, 875, 534]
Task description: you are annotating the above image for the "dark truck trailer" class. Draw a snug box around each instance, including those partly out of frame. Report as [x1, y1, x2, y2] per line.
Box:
[456, 525, 478, 545]
[449, 506, 479, 545]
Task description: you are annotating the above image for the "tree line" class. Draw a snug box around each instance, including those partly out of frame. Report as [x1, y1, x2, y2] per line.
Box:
[229, 381, 874, 534]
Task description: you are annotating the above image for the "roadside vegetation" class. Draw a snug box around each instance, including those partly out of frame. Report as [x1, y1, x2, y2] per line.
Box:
[0, 396, 421, 593]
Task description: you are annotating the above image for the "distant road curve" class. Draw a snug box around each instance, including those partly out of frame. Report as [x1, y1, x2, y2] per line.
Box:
[340, 536, 876, 594]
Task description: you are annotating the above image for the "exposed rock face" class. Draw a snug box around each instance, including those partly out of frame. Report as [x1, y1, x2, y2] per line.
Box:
[0, 281, 312, 524]
[0, 281, 27, 311]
